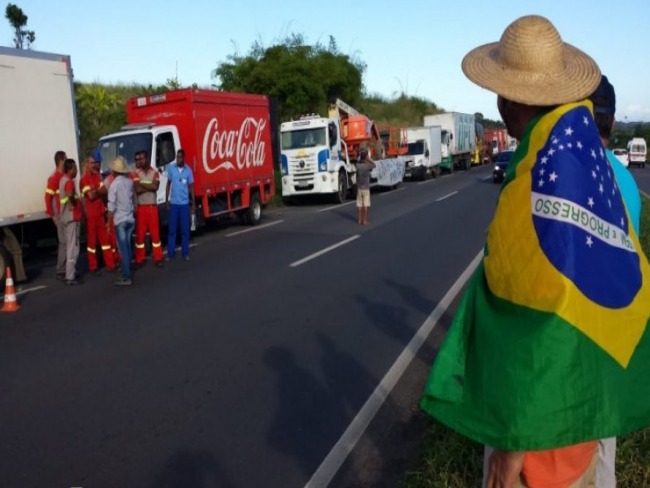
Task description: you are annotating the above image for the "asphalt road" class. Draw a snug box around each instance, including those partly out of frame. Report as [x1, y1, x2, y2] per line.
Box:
[0, 164, 579, 487]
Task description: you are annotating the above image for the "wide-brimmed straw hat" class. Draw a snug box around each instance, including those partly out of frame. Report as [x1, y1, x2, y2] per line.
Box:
[109, 156, 132, 174]
[462, 15, 601, 106]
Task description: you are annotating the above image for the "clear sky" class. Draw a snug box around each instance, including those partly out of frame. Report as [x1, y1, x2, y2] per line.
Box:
[4, 1, 650, 122]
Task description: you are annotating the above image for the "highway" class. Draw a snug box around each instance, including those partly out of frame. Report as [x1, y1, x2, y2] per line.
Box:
[1, 162, 645, 488]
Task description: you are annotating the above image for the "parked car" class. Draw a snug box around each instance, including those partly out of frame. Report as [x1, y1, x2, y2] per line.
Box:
[493, 149, 515, 183]
[612, 148, 629, 168]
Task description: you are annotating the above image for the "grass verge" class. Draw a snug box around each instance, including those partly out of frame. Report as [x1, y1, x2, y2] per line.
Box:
[400, 196, 650, 488]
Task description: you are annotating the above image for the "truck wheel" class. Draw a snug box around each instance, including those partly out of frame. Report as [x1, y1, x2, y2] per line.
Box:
[334, 172, 347, 204]
[245, 193, 262, 226]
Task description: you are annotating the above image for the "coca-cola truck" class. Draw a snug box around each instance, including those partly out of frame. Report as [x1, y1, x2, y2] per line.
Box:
[0, 47, 80, 284]
[97, 89, 277, 227]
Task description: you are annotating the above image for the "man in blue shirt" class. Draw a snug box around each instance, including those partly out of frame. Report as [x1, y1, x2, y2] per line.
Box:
[165, 149, 195, 260]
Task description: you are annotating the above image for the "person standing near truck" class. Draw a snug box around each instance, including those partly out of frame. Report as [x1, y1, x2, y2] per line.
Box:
[355, 147, 376, 225]
[44, 150, 67, 280]
[80, 150, 115, 275]
[59, 158, 82, 285]
[107, 156, 136, 286]
[165, 149, 195, 261]
[133, 150, 164, 268]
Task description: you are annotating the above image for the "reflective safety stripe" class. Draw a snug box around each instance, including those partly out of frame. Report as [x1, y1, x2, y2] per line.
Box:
[140, 180, 152, 184]
[135, 243, 145, 249]
[82, 185, 91, 194]
[99, 182, 104, 188]
[60, 196, 69, 204]
[152, 242, 162, 248]
[45, 189, 56, 195]
[87, 247, 96, 253]
[101, 245, 111, 251]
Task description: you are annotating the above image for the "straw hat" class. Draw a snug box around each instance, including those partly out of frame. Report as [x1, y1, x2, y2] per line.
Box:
[462, 15, 601, 106]
[109, 156, 132, 174]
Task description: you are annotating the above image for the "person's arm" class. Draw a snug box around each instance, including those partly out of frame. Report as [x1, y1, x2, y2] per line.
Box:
[486, 450, 524, 488]
[165, 179, 171, 210]
[106, 181, 116, 229]
[189, 171, 196, 211]
[44, 177, 58, 224]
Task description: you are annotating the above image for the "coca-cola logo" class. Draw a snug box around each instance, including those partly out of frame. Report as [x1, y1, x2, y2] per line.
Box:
[201, 117, 267, 174]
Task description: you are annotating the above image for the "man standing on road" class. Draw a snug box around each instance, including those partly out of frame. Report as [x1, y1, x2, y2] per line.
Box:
[133, 150, 164, 268]
[107, 156, 136, 286]
[59, 158, 82, 285]
[420, 15, 650, 488]
[165, 149, 195, 261]
[44, 150, 67, 281]
[80, 150, 115, 275]
[356, 147, 376, 225]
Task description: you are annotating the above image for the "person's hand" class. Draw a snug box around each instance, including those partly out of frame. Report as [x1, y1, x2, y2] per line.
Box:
[486, 450, 524, 488]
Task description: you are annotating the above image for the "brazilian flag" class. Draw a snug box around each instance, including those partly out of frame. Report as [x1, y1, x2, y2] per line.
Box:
[420, 101, 650, 451]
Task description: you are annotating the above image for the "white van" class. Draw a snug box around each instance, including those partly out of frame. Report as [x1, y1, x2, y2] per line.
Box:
[612, 148, 629, 168]
[626, 138, 647, 168]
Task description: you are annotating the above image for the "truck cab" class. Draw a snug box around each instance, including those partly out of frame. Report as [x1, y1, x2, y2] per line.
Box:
[280, 115, 354, 203]
[97, 124, 181, 205]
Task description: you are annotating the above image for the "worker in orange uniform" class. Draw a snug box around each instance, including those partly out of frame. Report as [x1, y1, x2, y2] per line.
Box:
[80, 150, 115, 275]
[45, 150, 68, 281]
[133, 150, 164, 268]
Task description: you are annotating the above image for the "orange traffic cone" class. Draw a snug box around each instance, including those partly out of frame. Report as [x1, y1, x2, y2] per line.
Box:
[1, 267, 20, 312]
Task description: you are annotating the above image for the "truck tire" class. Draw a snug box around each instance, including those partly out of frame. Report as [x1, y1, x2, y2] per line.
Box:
[334, 172, 347, 204]
[245, 193, 262, 226]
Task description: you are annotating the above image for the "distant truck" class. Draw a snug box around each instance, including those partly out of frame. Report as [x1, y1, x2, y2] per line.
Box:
[97, 89, 276, 227]
[627, 137, 647, 168]
[403, 126, 442, 180]
[280, 99, 404, 203]
[423, 112, 475, 172]
[483, 127, 509, 161]
[0, 47, 80, 283]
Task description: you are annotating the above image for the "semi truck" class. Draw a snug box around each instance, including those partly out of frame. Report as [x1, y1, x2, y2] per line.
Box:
[97, 89, 277, 227]
[423, 112, 475, 172]
[403, 126, 442, 180]
[0, 47, 80, 284]
[280, 99, 404, 203]
[483, 127, 509, 161]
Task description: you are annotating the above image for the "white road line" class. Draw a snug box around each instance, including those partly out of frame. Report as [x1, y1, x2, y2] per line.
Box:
[481, 175, 493, 182]
[0, 285, 47, 302]
[379, 186, 406, 195]
[226, 220, 284, 237]
[290, 235, 361, 268]
[317, 201, 355, 212]
[416, 178, 436, 185]
[304, 249, 484, 488]
[641, 190, 650, 200]
[435, 191, 458, 202]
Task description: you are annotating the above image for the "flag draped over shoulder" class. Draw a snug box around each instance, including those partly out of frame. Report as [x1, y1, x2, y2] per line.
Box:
[420, 101, 650, 451]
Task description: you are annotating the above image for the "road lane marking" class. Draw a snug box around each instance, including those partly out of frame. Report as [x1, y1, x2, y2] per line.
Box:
[304, 249, 484, 488]
[290, 235, 361, 268]
[226, 220, 284, 237]
[317, 201, 355, 212]
[435, 191, 458, 202]
[378, 186, 406, 195]
[0, 285, 47, 302]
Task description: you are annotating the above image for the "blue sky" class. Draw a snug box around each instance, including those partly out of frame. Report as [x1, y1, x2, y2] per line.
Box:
[4, 1, 650, 122]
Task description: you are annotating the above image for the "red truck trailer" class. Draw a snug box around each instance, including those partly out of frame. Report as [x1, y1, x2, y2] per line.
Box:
[483, 127, 509, 162]
[97, 89, 276, 226]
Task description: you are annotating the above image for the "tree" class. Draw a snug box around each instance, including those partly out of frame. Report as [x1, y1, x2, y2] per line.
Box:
[5, 3, 35, 49]
[213, 33, 365, 120]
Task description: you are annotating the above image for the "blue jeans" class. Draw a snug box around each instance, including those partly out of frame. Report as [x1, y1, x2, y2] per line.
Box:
[115, 220, 135, 280]
[168, 204, 190, 258]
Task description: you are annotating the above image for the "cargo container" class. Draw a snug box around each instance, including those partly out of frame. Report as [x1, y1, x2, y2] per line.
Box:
[423, 112, 475, 171]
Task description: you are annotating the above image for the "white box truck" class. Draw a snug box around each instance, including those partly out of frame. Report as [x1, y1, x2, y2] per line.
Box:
[423, 112, 475, 172]
[0, 47, 80, 283]
[404, 126, 442, 180]
[627, 137, 646, 168]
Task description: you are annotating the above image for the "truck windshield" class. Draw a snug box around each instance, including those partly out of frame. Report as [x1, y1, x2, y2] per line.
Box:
[406, 141, 425, 155]
[281, 128, 326, 150]
[97, 133, 153, 175]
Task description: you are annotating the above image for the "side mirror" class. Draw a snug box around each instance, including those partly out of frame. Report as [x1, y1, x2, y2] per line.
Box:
[425, 149, 430, 158]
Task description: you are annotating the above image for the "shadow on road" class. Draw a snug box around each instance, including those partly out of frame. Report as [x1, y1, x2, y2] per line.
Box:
[149, 450, 237, 488]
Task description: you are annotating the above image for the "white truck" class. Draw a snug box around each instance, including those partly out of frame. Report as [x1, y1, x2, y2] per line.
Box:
[423, 112, 475, 172]
[627, 137, 647, 168]
[403, 126, 442, 180]
[0, 47, 80, 283]
[280, 99, 404, 204]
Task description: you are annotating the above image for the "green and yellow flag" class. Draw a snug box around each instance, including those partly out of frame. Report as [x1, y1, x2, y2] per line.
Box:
[421, 101, 650, 451]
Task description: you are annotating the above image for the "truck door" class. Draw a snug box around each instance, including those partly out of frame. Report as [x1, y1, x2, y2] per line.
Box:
[153, 130, 179, 205]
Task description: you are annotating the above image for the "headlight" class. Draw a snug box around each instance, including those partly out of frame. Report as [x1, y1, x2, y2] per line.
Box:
[494, 165, 501, 171]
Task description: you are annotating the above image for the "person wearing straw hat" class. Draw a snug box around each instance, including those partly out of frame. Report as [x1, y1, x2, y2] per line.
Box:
[420, 15, 650, 488]
[106, 156, 136, 286]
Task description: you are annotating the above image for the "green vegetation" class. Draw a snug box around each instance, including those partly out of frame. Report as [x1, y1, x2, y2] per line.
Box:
[4, 3, 35, 49]
[400, 196, 650, 488]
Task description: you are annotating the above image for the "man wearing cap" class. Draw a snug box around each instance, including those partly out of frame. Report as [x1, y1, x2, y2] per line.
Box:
[356, 146, 376, 225]
[80, 150, 115, 275]
[420, 15, 650, 488]
[107, 156, 136, 286]
[133, 150, 164, 268]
